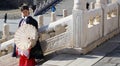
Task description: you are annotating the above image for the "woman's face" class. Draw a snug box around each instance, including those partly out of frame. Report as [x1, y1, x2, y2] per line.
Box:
[22, 10, 29, 17]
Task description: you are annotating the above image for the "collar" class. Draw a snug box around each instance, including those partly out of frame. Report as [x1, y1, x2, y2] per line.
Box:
[22, 16, 30, 19]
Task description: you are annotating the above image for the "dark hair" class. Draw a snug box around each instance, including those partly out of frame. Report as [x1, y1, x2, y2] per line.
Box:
[21, 5, 29, 11]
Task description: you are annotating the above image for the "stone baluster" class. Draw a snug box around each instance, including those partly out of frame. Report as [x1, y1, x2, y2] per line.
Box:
[90, 2, 95, 9]
[99, 0, 108, 5]
[38, 15, 44, 28]
[95, 0, 101, 8]
[63, 9, 67, 17]
[2, 23, 10, 41]
[117, 0, 120, 27]
[39, 3, 42, 9]
[73, 0, 88, 48]
[73, 0, 86, 10]
[95, 0, 108, 8]
[51, 12, 56, 22]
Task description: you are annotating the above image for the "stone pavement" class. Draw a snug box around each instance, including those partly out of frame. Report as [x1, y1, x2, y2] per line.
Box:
[92, 35, 120, 66]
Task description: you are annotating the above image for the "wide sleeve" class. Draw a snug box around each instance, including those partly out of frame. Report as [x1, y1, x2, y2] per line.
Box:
[12, 44, 18, 57]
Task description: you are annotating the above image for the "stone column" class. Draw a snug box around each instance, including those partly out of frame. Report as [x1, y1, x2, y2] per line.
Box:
[38, 15, 43, 28]
[95, 0, 101, 8]
[51, 12, 56, 22]
[73, 0, 86, 10]
[2, 23, 10, 40]
[63, 9, 67, 17]
[99, 0, 108, 5]
[116, 0, 120, 27]
[90, 2, 94, 9]
[95, 0, 108, 8]
[73, 0, 88, 48]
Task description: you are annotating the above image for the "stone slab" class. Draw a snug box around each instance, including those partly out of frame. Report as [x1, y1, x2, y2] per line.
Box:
[42, 54, 80, 66]
[93, 63, 116, 66]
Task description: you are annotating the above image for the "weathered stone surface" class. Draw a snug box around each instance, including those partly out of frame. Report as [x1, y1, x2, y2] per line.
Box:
[109, 57, 120, 64]
[93, 63, 116, 66]
[41, 33, 50, 40]
[0, 53, 19, 66]
[97, 57, 112, 63]
[42, 33, 120, 66]
[49, 32, 55, 37]
[117, 64, 120, 66]
[54, 24, 66, 35]
[42, 54, 80, 66]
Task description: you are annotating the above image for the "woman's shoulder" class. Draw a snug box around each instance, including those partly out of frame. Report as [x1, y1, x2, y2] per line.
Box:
[27, 16, 33, 19]
[27, 16, 37, 22]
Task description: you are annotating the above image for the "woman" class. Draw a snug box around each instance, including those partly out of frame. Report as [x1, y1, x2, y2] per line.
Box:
[12, 5, 44, 66]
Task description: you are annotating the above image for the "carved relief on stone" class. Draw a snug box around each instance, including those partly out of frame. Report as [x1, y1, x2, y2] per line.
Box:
[107, 12, 112, 19]
[111, 9, 117, 17]
[95, 15, 101, 22]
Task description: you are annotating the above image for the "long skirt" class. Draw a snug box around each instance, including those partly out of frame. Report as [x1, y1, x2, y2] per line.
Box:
[19, 55, 36, 66]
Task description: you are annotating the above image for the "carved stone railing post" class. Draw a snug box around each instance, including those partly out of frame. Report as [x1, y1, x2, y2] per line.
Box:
[38, 15, 44, 28]
[63, 9, 67, 17]
[95, 0, 108, 8]
[73, 0, 86, 10]
[117, 0, 120, 27]
[2, 23, 10, 41]
[99, 0, 108, 5]
[90, 2, 95, 9]
[95, 0, 102, 8]
[73, 0, 88, 48]
[51, 12, 56, 22]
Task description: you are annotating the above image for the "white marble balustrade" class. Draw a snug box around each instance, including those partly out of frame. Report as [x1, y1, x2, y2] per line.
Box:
[104, 3, 119, 35]
[86, 8, 103, 47]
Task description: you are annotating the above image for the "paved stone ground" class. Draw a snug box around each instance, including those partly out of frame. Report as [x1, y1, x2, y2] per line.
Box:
[92, 34, 120, 66]
[92, 46, 120, 66]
